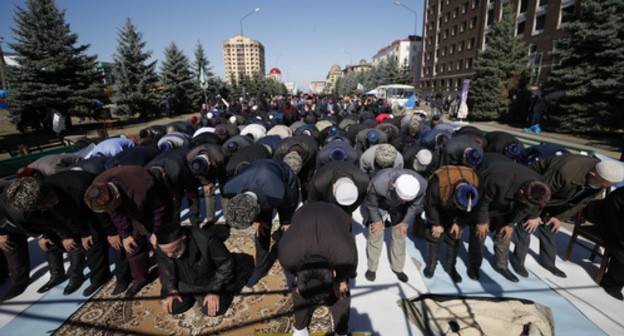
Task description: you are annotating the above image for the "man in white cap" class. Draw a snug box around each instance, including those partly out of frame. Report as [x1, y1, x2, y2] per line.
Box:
[308, 161, 370, 216]
[518, 155, 624, 278]
[362, 168, 427, 282]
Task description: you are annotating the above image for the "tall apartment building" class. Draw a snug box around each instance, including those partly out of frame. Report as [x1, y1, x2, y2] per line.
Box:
[372, 35, 422, 84]
[420, 0, 579, 95]
[223, 34, 266, 84]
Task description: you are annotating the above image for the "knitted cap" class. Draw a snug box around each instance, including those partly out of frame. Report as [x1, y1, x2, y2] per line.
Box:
[156, 226, 184, 245]
[5, 177, 44, 212]
[84, 183, 115, 213]
[506, 143, 522, 158]
[330, 147, 347, 161]
[333, 177, 358, 206]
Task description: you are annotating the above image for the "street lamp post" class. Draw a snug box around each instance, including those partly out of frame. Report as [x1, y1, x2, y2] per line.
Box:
[240, 7, 260, 37]
[341, 49, 353, 66]
[239, 7, 260, 95]
[394, 1, 419, 87]
[394, 1, 418, 39]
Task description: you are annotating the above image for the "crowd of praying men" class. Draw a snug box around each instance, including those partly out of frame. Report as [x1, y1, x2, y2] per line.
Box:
[1, 93, 623, 336]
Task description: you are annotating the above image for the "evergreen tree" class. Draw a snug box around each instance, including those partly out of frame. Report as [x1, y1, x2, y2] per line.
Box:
[469, 4, 530, 121]
[545, 0, 624, 132]
[111, 18, 159, 119]
[192, 41, 214, 107]
[8, 0, 102, 132]
[159, 42, 195, 115]
[397, 60, 413, 85]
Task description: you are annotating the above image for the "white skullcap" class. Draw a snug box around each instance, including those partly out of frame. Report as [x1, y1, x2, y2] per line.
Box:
[229, 116, 237, 125]
[333, 177, 358, 206]
[595, 161, 624, 183]
[395, 174, 420, 201]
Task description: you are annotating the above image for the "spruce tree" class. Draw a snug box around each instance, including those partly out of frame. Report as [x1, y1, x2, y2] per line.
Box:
[545, 0, 624, 132]
[469, 4, 530, 121]
[160, 42, 195, 115]
[8, 0, 102, 132]
[111, 18, 159, 119]
[397, 60, 413, 85]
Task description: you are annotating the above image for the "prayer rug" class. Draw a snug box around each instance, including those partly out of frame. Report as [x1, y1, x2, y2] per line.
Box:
[53, 224, 334, 335]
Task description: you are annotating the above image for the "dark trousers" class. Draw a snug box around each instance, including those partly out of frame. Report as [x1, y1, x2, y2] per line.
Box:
[2, 232, 30, 286]
[46, 241, 85, 281]
[292, 286, 350, 335]
[512, 222, 557, 269]
[468, 227, 511, 270]
[255, 224, 278, 274]
[169, 281, 230, 316]
[125, 234, 149, 286]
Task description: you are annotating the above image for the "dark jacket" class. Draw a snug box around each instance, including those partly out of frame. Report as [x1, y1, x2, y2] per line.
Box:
[186, 144, 228, 187]
[425, 165, 480, 228]
[484, 131, 523, 159]
[308, 161, 370, 214]
[93, 166, 173, 238]
[159, 227, 235, 294]
[476, 162, 545, 227]
[222, 159, 300, 225]
[278, 203, 357, 282]
[530, 155, 601, 221]
[225, 144, 272, 178]
[104, 145, 160, 170]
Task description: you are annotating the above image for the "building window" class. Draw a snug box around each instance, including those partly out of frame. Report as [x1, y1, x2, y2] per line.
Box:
[441, 47, 446, 56]
[539, 0, 548, 7]
[487, 8, 495, 26]
[460, 21, 467, 33]
[467, 38, 475, 50]
[458, 41, 464, 52]
[560, 3, 576, 25]
[450, 44, 455, 54]
[534, 14, 546, 34]
[452, 25, 457, 36]
[443, 29, 448, 39]
[466, 58, 473, 69]
[517, 20, 526, 35]
[447, 63, 452, 71]
[470, 17, 477, 29]
[453, 7, 459, 18]
[519, 0, 529, 13]
[462, 2, 468, 14]
[445, 13, 450, 23]
[472, 0, 479, 9]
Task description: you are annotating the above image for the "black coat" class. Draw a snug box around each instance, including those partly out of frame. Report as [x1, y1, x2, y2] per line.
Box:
[475, 162, 545, 227]
[308, 161, 369, 214]
[278, 203, 357, 281]
[159, 227, 235, 294]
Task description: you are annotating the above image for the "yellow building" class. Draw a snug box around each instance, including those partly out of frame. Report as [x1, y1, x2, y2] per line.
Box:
[223, 34, 266, 84]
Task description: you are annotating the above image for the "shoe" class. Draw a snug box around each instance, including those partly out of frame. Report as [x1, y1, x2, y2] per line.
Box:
[541, 264, 567, 278]
[111, 281, 130, 295]
[2, 283, 29, 301]
[393, 271, 409, 283]
[534, 126, 541, 134]
[601, 284, 624, 301]
[423, 267, 435, 279]
[82, 281, 107, 297]
[125, 283, 146, 298]
[495, 268, 519, 283]
[523, 128, 532, 133]
[446, 268, 462, 283]
[63, 278, 85, 295]
[511, 261, 529, 278]
[37, 275, 67, 293]
[364, 270, 376, 282]
[467, 267, 480, 281]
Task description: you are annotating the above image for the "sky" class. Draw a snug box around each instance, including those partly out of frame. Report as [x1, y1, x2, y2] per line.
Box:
[0, 0, 424, 90]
